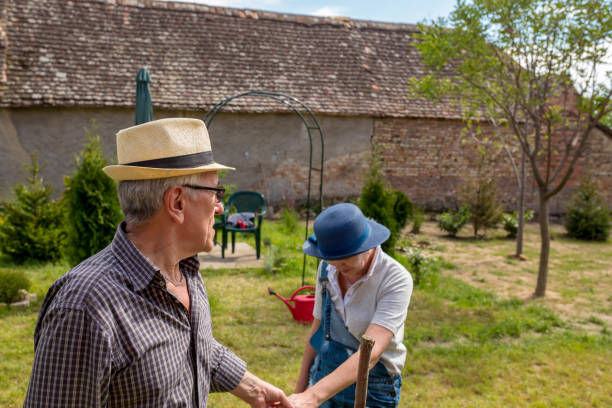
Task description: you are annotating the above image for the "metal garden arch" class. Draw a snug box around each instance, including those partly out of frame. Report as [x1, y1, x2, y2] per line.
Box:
[203, 90, 324, 284]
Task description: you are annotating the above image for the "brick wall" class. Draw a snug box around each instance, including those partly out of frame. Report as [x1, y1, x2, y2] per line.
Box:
[373, 117, 612, 214]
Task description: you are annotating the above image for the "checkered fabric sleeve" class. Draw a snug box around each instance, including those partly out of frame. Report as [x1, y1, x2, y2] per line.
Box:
[24, 307, 111, 407]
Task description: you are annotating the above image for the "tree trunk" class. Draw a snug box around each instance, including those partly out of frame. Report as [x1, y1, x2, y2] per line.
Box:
[516, 150, 526, 257]
[534, 190, 550, 297]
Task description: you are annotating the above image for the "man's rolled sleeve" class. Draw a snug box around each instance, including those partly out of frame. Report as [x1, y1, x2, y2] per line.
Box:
[24, 306, 111, 408]
[209, 341, 247, 393]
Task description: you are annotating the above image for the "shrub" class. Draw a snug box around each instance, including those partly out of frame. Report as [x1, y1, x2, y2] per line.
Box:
[501, 210, 534, 238]
[392, 190, 414, 231]
[280, 207, 299, 234]
[437, 204, 471, 237]
[218, 169, 237, 205]
[564, 176, 610, 241]
[411, 207, 424, 234]
[63, 123, 122, 265]
[0, 270, 31, 303]
[359, 153, 413, 254]
[461, 176, 503, 237]
[262, 238, 286, 275]
[396, 247, 440, 287]
[0, 153, 65, 263]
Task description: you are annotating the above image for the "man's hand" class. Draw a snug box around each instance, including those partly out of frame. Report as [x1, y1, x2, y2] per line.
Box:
[231, 371, 294, 408]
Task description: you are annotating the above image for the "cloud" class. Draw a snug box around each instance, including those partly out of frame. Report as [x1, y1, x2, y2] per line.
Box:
[310, 6, 348, 17]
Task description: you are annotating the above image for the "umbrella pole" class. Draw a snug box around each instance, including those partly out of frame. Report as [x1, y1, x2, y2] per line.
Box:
[354, 335, 375, 408]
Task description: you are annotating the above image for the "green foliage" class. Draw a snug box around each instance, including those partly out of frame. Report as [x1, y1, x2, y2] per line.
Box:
[410, 0, 612, 127]
[0, 270, 31, 303]
[262, 236, 287, 275]
[396, 247, 440, 288]
[263, 246, 286, 275]
[62, 123, 122, 265]
[437, 204, 471, 237]
[564, 176, 610, 241]
[279, 207, 299, 234]
[410, 0, 612, 293]
[502, 210, 535, 238]
[0, 153, 65, 263]
[392, 190, 414, 231]
[218, 170, 237, 205]
[461, 173, 503, 238]
[359, 158, 397, 252]
[602, 112, 612, 130]
[359, 154, 413, 253]
[411, 207, 424, 234]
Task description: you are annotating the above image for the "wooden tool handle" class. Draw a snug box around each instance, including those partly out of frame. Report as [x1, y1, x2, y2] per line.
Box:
[354, 334, 375, 408]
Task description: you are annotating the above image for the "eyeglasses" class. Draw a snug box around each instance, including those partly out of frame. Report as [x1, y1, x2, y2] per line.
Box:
[182, 184, 225, 203]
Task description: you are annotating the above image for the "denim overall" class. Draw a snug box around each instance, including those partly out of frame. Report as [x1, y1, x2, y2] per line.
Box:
[308, 262, 401, 407]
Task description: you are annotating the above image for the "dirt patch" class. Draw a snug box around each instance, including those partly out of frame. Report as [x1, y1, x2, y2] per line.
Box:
[405, 221, 612, 330]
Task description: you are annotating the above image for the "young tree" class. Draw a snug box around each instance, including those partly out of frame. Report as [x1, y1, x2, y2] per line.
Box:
[461, 120, 527, 251]
[63, 121, 122, 265]
[0, 153, 65, 263]
[410, 0, 612, 297]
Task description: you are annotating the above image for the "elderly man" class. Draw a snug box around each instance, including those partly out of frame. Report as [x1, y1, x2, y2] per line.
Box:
[24, 118, 292, 407]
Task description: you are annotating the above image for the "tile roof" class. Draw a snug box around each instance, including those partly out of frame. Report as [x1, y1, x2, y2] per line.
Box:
[0, 0, 462, 118]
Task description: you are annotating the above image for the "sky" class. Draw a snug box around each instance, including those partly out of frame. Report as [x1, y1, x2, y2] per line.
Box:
[168, 0, 458, 24]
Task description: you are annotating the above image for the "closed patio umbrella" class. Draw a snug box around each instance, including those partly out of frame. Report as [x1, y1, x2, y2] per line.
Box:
[135, 67, 153, 125]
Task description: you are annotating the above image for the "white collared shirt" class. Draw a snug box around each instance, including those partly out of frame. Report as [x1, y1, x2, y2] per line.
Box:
[312, 246, 413, 375]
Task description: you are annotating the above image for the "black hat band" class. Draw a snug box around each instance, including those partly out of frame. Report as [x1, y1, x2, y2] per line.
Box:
[123, 151, 214, 169]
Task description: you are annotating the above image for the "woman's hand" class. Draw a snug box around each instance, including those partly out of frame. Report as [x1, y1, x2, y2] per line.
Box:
[288, 391, 320, 408]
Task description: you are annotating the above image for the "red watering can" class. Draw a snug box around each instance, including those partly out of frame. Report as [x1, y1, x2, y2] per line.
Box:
[268, 286, 315, 324]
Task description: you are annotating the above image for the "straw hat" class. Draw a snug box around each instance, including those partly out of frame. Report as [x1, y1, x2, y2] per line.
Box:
[103, 118, 234, 180]
[302, 203, 390, 260]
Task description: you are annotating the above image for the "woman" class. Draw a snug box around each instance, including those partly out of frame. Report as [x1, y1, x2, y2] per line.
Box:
[289, 203, 413, 407]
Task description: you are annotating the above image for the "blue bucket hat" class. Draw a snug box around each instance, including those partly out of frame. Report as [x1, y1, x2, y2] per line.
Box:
[302, 203, 390, 260]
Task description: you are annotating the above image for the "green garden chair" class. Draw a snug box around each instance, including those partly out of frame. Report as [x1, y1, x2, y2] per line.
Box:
[221, 191, 266, 259]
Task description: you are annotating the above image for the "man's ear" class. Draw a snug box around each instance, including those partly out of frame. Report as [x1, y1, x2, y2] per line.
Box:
[164, 186, 186, 224]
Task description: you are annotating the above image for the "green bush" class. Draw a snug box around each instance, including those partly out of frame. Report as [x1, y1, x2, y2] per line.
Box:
[218, 169, 237, 205]
[461, 176, 503, 237]
[0, 270, 31, 303]
[0, 153, 65, 263]
[263, 245, 286, 275]
[396, 247, 440, 287]
[411, 207, 424, 234]
[501, 210, 534, 238]
[392, 190, 414, 231]
[280, 207, 299, 234]
[63, 123, 122, 265]
[564, 176, 610, 241]
[437, 204, 471, 237]
[358, 155, 413, 254]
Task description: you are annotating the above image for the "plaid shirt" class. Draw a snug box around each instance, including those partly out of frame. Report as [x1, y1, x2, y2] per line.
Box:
[24, 223, 246, 407]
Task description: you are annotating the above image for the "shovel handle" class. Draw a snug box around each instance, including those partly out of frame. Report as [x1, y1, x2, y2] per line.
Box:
[355, 335, 375, 408]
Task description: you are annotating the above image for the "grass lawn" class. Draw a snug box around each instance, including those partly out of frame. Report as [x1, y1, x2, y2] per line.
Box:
[413, 220, 612, 331]
[1, 218, 611, 407]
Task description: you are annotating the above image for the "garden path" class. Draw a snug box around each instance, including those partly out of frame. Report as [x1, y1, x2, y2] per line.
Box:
[198, 242, 263, 269]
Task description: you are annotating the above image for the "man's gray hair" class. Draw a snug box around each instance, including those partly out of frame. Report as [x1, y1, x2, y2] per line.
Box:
[118, 173, 204, 224]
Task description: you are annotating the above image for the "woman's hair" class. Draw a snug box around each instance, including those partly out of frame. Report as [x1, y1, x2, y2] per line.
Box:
[117, 173, 203, 224]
